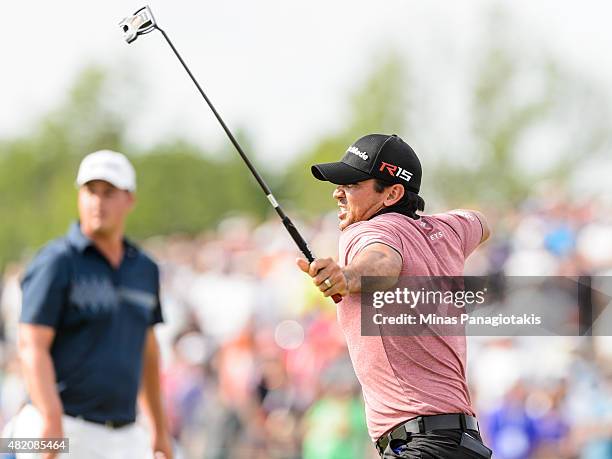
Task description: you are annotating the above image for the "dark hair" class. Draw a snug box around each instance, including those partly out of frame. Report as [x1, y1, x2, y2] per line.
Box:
[374, 179, 425, 218]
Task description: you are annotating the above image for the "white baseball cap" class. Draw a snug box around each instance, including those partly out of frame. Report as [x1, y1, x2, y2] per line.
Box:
[76, 150, 136, 192]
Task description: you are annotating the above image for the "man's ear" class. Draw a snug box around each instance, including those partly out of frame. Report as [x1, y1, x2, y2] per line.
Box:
[126, 191, 136, 210]
[383, 184, 405, 207]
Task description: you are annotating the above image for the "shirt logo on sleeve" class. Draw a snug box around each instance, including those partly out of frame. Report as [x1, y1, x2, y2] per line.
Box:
[450, 210, 476, 221]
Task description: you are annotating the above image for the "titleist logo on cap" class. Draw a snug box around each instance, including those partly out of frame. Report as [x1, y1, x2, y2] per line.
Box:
[347, 146, 369, 160]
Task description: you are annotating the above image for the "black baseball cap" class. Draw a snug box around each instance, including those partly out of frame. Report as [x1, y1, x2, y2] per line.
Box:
[311, 134, 422, 193]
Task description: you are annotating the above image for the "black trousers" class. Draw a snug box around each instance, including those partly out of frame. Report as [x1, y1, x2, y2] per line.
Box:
[379, 429, 491, 458]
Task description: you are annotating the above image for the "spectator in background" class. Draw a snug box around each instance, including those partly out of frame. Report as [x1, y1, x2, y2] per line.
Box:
[302, 357, 368, 459]
[485, 381, 539, 459]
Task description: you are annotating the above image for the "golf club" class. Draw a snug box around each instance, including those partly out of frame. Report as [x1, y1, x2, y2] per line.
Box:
[119, 6, 342, 303]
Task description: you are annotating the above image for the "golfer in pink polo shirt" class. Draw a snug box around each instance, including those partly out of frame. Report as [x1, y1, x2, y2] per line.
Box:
[297, 134, 492, 458]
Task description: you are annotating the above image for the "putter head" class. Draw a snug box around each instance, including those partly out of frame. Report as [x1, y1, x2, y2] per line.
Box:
[119, 6, 156, 44]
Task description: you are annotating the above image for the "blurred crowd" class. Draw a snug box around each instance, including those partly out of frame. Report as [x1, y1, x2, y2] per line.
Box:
[1, 190, 612, 459]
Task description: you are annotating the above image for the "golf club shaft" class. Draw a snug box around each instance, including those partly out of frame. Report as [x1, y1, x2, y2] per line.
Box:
[156, 26, 342, 303]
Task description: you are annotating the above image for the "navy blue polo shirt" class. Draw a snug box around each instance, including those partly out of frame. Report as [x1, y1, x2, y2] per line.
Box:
[20, 222, 163, 423]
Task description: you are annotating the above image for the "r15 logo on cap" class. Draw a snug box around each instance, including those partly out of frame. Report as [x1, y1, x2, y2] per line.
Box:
[379, 161, 413, 183]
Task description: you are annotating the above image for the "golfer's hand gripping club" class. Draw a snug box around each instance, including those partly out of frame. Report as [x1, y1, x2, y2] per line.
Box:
[119, 6, 342, 303]
[296, 255, 347, 302]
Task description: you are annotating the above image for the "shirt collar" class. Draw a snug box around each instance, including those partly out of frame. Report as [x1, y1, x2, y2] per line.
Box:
[66, 221, 138, 257]
[67, 221, 94, 253]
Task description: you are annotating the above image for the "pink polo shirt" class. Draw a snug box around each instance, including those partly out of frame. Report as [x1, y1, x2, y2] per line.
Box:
[337, 210, 484, 441]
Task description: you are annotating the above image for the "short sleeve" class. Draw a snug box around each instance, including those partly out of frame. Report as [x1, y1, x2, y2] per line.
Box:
[149, 263, 164, 326]
[340, 219, 403, 266]
[20, 245, 71, 328]
[438, 210, 484, 257]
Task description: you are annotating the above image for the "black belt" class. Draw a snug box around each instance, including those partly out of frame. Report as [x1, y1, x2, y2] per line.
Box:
[68, 414, 133, 429]
[376, 413, 479, 455]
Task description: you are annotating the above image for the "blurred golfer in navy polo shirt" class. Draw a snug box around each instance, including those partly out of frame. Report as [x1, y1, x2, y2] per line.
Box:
[13, 151, 172, 459]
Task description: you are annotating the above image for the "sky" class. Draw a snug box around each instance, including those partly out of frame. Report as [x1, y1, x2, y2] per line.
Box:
[1, 0, 611, 170]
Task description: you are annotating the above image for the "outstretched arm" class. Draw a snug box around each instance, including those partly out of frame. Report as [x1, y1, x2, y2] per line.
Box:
[471, 210, 491, 244]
